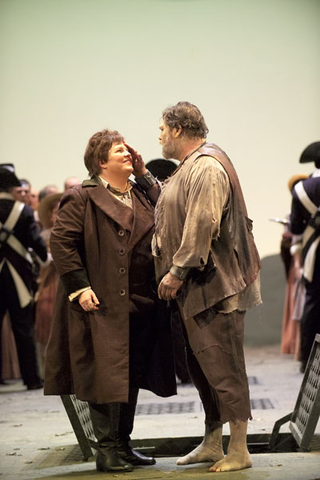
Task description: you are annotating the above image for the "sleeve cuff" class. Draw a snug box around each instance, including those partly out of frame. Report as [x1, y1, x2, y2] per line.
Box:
[170, 265, 190, 280]
[60, 268, 90, 296]
[68, 286, 92, 302]
[135, 170, 157, 190]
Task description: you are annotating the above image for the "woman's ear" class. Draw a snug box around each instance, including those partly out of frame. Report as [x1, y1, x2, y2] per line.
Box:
[99, 159, 107, 171]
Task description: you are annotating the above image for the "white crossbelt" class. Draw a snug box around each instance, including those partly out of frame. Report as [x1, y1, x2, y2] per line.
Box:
[294, 181, 320, 283]
[0, 201, 33, 307]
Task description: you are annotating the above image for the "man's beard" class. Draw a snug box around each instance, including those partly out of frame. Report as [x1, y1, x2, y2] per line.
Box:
[162, 139, 176, 160]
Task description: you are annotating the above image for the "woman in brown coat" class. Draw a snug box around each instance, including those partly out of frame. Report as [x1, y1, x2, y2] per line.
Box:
[44, 129, 176, 473]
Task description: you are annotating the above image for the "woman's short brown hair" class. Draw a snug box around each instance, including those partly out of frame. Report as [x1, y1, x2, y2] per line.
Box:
[84, 129, 124, 176]
[162, 101, 209, 139]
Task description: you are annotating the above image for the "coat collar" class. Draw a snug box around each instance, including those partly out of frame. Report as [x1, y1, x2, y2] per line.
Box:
[82, 175, 101, 188]
[82, 176, 154, 243]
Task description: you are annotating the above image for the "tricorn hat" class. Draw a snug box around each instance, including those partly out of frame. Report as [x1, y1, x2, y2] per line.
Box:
[0, 164, 21, 189]
[299, 142, 320, 164]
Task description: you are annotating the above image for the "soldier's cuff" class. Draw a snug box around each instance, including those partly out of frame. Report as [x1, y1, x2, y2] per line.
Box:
[170, 265, 190, 281]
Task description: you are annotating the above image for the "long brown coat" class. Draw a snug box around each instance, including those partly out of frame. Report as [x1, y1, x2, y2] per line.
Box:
[44, 177, 176, 404]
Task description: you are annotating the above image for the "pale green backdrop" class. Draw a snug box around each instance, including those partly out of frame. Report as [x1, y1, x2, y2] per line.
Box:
[1, 0, 319, 257]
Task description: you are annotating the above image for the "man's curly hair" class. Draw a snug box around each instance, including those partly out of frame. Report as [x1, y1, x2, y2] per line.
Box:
[162, 101, 209, 139]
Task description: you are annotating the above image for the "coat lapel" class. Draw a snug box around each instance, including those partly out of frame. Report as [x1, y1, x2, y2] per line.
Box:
[86, 183, 134, 232]
[83, 179, 155, 243]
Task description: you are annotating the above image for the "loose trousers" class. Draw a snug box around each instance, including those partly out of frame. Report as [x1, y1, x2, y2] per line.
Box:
[179, 307, 251, 425]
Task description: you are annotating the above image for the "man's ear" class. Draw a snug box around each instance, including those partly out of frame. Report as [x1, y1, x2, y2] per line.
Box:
[174, 125, 183, 138]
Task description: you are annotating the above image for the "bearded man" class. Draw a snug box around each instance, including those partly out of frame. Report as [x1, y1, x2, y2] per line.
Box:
[153, 101, 261, 473]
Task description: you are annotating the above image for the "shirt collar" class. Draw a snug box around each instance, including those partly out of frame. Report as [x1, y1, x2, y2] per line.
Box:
[98, 176, 132, 194]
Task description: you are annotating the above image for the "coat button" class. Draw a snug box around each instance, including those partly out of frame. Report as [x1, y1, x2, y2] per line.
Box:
[119, 289, 126, 296]
[119, 267, 126, 274]
[119, 248, 125, 255]
[118, 229, 125, 237]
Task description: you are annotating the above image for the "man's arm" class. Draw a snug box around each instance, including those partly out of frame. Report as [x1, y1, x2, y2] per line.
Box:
[158, 157, 229, 301]
[174, 157, 228, 267]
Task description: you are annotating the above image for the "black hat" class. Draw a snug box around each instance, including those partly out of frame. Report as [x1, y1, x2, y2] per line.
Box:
[0, 164, 21, 189]
[146, 158, 177, 182]
[299, 142, 320, 164]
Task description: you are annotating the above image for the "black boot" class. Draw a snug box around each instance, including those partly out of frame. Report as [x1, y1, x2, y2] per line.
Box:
[118, 388, 156, 466]
[118, 440, 156, 466]
[89, 403, 133, 472]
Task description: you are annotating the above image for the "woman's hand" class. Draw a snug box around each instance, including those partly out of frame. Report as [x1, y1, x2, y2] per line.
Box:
[125, 143, 147, 177]
[79, 289, 100, 312]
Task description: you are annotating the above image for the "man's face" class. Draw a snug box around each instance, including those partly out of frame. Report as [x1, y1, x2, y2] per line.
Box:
[159, 120, 177, 160]
[12, 184, 31, 204]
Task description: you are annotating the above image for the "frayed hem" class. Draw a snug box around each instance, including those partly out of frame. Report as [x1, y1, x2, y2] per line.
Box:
[220, 415, 252, 425]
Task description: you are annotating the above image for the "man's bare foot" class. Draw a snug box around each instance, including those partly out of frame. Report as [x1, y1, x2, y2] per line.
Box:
[209, 449, 252, 472]
[209, 420, 252, 472]
[177, 427, 224, 465]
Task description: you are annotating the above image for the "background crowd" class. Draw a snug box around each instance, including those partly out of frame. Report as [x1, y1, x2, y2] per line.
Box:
[279, 142, 320, 373]
[1, 141, 320, 388]
[0, 162, 192, 388]
[0, 169, 80, 385]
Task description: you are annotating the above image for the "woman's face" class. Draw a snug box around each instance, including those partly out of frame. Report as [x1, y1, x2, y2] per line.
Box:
[103, 142, 133, 177]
